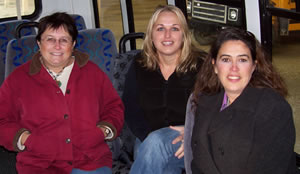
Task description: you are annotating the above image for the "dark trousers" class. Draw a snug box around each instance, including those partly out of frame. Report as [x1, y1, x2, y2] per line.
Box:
[0, 146, 17, 174]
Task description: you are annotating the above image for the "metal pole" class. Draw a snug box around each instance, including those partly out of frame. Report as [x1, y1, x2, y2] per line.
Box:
[16, 0, 22, 20]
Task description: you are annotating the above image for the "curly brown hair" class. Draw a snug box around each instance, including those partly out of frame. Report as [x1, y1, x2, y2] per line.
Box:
[193, 27, 287, 104]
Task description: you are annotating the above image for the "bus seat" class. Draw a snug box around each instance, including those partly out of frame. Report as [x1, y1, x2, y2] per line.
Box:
[113, 32, 144, 97]
[118, 32, 144, 54]
[110, 33, 145, 174]
[0, 19, 36, 85]
[4, 22, 39, 77]
[113, 49, 141, 97]
[14, 21, 39, 39]
[75, 28, 118, 81]
[4, 35, 38, 78]
[70, 14, 87, 31]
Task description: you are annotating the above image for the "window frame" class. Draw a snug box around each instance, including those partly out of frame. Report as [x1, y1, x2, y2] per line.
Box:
[0, 0, 41, 22]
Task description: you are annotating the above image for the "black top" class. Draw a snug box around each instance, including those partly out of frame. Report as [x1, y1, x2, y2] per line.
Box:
[191, 87, 297, 174]
[123, 53, 202, 141]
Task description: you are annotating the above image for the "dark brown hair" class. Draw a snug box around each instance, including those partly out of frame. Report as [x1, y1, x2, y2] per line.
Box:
[36, 12, 78, 42]
[193, 27, 287, 104]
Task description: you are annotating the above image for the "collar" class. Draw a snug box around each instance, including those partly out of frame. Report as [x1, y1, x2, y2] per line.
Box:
[29, 49, 89, 75]
[198, 86, 263, 113]
[229, 86, 262, 113]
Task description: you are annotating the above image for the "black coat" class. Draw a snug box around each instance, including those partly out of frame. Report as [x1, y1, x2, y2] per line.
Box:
[191, 87, 297, 174]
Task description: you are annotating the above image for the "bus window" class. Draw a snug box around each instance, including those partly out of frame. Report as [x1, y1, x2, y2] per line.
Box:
[97, 0, 166, 51]
[271, 17, 300, 154]
[271, 0, 300, 36]
[97, 0, 123, 49]
[132, 0, 167, 49]
[0, 0, 36, 19]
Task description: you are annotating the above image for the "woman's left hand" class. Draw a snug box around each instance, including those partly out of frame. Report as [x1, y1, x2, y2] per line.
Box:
[170, 126, 184, 159]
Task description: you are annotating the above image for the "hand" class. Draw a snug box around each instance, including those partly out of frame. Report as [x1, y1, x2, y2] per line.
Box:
[21, 131, 31, 146]
[24, 133, 58, 158]
[170, 126, 184, 159]
[98, 126, 108, 137]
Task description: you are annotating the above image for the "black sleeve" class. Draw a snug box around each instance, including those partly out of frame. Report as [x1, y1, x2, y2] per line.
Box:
[249, 96, 297, 174]
[122, 60, 151, 141]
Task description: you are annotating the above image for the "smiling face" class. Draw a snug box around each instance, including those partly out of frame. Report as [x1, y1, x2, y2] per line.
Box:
[151, 11, 183, 59]
[213, 40, 256, 102]
[37, 26, 75, 72]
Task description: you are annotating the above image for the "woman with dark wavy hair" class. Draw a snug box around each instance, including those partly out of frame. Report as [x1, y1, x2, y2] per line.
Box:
[184, 27, 297, 174]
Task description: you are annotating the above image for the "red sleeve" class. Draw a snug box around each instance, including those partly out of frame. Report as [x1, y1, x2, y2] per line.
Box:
[0, 77, 23, 151]
[97, 70, 124, 140]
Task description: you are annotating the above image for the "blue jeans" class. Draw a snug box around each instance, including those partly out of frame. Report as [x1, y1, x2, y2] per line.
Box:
[71, 167, 112, 174]
[129, 127, 184, 174]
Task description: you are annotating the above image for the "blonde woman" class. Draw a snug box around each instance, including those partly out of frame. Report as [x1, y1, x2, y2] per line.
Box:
[122, 5, 206, 174]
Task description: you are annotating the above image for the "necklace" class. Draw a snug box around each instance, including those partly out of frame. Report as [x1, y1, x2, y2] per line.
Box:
[46, 68, 64, 87]
[40, 57, 71, 87]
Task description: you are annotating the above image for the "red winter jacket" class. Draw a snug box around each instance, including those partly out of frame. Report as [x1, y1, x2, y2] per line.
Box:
[0, 50, 124, 174]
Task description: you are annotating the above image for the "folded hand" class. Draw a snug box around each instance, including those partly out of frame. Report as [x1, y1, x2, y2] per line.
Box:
[170, 126, 184, 159]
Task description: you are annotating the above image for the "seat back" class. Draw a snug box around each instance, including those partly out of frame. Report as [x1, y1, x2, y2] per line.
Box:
[110, 33, 145, 172]
[75, 28, 118, 80]
[113, 50, 141, 97]
[5, 35, 38, 78]
[0, 19, 36, 84]
[118, 32, 144, 54]
[113, 32, 144, 97]
[70, 14, 87, 31]
[15, 21, 39, 39]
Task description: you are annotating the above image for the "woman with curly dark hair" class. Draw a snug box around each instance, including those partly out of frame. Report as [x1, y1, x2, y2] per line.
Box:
[184, 27, 297, 174]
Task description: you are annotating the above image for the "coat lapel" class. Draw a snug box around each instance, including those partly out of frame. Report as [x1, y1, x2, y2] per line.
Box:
[192, 87, 264, 173]
[208, 107, 234, 134]
[207, 87, 258, 134]
[192, 91, 225, 174]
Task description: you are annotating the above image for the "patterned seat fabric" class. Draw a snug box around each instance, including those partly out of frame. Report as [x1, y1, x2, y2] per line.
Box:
[113, 50, 141, 97]
[75, 28, 118, 81]
[70, 14, 87, 31]
[5, 35, 38, 78]
[0, 19, 36, 84]
[111, 50, 142, 174]
[110, 32, 145, 174]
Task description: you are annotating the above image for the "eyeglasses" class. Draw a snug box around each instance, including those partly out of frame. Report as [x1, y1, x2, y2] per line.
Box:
[41, 36, 73, 46]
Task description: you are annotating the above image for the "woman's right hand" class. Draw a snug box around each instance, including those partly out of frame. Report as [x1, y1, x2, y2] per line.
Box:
[170, 126, 184, 159]
[21, 131, 31, 146]
[18, 132, 58, 168]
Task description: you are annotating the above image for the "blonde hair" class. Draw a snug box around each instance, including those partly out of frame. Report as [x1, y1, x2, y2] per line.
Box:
[141, 5, 199, 73]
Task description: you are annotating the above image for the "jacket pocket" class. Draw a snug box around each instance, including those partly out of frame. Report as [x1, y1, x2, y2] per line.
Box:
[73, 126, 108, 161]
[17, 149, 55, 168]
